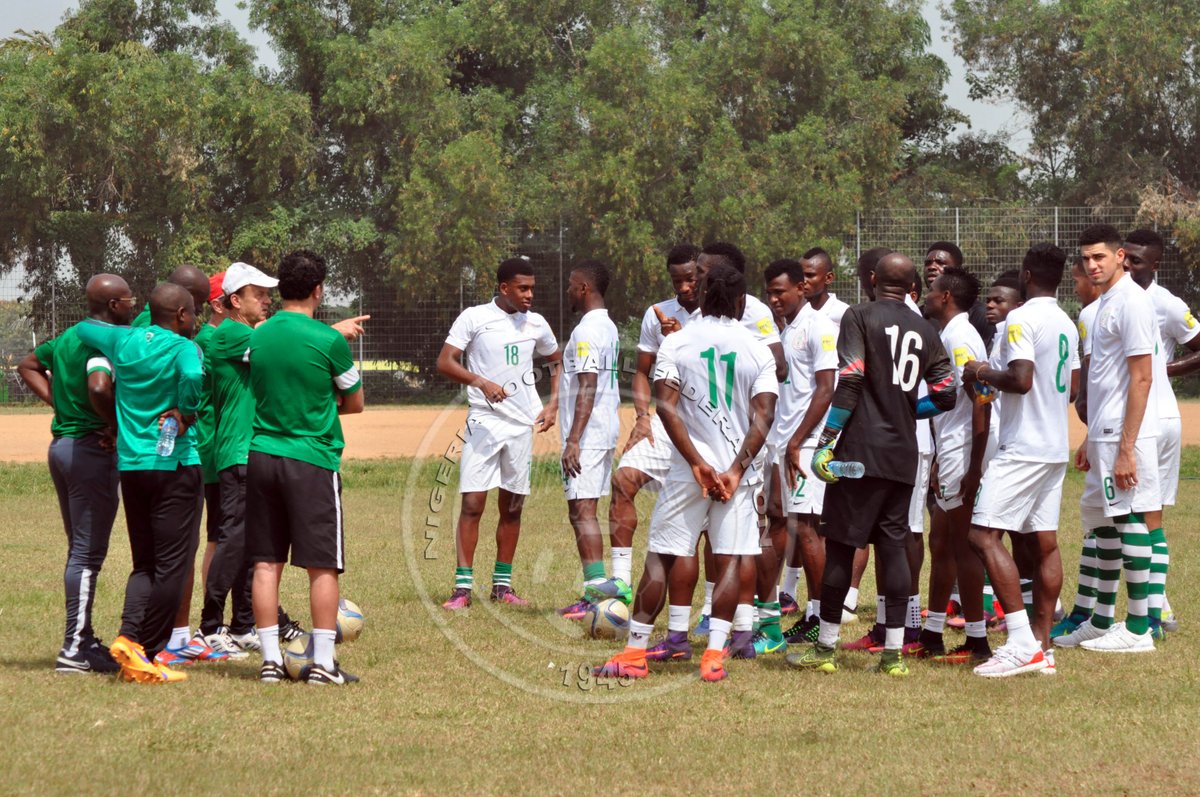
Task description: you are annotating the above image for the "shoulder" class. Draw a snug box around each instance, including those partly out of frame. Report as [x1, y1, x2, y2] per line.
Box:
[526, 310, 552, 329]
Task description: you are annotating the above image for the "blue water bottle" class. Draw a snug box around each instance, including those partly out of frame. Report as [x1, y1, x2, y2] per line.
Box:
[829, 460, 865, 479]
[156, 416, 178, 457]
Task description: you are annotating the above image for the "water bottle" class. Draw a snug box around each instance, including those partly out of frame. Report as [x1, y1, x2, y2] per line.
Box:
[156, 416, 178, 457]
[973, 382, 997, 405]
[829, 460, 865, 479]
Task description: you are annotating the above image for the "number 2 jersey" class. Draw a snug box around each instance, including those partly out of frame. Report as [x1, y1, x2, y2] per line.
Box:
[830, 300, 956, 484]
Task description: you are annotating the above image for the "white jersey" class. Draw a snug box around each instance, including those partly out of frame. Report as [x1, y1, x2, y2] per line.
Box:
[905, 295, 933, 453]
[689, 294, 782, 346]
[1088, 274, 1159, 442]
[987, 319, 1007, 434]
[931, 311, 987, 452]
[769, 304, 838, 448]
[654, 315, 779, 483]
[1078, 301, 1099, 359]
[993, 297, 1080, 462]
[446, 299, 558, 427]
[1146, 282, 1200, 421]
[559, 309, 621, 450]
[637, 296, 695, 355]
[815, 293, 851, 327]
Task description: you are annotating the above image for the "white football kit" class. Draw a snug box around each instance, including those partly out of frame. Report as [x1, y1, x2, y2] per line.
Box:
[815, 293, 851, 327]
[1145, 282, 1199, 506]
[906, 294, 934, 532]
[932, 311, 988, 511]
[559, 309, 621, 500]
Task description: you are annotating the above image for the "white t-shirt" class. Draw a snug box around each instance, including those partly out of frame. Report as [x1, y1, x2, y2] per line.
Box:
[905, 294, 933, 453]
[445, 300, 558, 426]
[1088, 274, 1159, 442]
[654, 315, 779, 483]
[1078, 301, 1099, 359]
[815, 293, 851, 327]
[931, 311, 987, 452]
[689, 294, 782, 346]
[559, 309, 621, 450]
[993, 297, 1080, 462]
[637, 296, 696, 355]
[769, 304, 839, 448]
[1146, 282, 1200, 421]
[986, 318, 1007, 434]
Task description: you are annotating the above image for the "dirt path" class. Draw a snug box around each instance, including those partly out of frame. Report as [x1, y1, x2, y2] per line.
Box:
[6, 403, 1200, 463]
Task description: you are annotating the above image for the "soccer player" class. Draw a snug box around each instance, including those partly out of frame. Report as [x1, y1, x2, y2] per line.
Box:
[556, 261, 621, 617]
[17, 274, 135, 674]
[132, 264, 210, 330]
[787, 253, 956, 677]
[594, 264, 778, 682]
[914, 266, 989, 662]
[598, 244, 699, 612]
[438, 257, 561, 610]
[76, 283, 206, 684]
[1055, 224, 1160, 653]
[1125, 229, 1197, 634]
[963, 244, 1080, 677]
[246, 250, 365, 684]
[762, 259, 837, 653]
[923, 242, 995, 349]
[801, 247, 851, 326]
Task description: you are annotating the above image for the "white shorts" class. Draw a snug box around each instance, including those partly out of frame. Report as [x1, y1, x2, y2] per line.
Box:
[972, 457, 1067, 533]
[459, 413, 533, 495]
[1159, 416, 1181, 507]
[648, 479, 760, 557]
[769, 442, 825, 515]
[1088, 437, 1162, 517]
[1079, 466, 1109, 529]
[562, 448, 614, 501]
[615, 414, 672, 491]
[910, 451, 933, 533]
[934, 444, 969, 511]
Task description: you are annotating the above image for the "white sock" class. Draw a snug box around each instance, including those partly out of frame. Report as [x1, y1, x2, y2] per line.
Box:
[702, 581, 715, 616]
[906, 595, 921, 630]
[1055, 597, 1063, 615]
[733, 603, 754, 632]
[965, 620, 987, 639]
[844, 586, 859, 611]
[707, 618, 732, 651]
[611, 547, 633, 584]
[667, 605, 690, 633]
[312, 628, 336, 670]
[1004, 609, 1038, 650]
[783, 566, 802, 597]
[806, 600, 816, 619]
[818, 619, 840, 647]
[925, 611, 946, 634]
[949, 586, 960, 605]
[884, 626, 904, 650]
[811, 599, 821, 620]
[258, 624, 282, 665]
[169, 626, 190, 649]
[876, 595, 886, 624]
[628, 620, 653, 649]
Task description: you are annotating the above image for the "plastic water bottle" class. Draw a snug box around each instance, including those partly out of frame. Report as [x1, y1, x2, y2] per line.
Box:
[156, 416, 178, 457]
[829, 460, 865, 479]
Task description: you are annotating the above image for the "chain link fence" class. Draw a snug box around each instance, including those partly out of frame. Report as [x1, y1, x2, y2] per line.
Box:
[3, 207, 1193, 404]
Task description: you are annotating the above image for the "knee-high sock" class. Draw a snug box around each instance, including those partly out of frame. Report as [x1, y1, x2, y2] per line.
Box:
[1148, 527, 1169, 622]
[1092, 525, 1122, 631]
[1115, 514, 1151, 636]
[1072, 531, 1100, 617]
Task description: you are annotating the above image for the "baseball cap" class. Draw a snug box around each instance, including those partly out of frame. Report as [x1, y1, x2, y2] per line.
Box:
[222, 262, 279, 295]
[208, 271, 226, 302]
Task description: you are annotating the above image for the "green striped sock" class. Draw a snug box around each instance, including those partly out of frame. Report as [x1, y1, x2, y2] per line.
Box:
[1073, 531, 1099, 617]
[1148, 527, 1168, 622]
[582, 560, 606, 586]
[492, 561, 513, 589]
[756, 600, 783, 641]
[1116, 514, 1151, 636]
[1020, 578, 1034, 615]
[454, 566, 473, 591]
[1092, 525, 1122, 630]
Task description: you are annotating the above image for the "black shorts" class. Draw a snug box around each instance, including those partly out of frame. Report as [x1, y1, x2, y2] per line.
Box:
[820, 476, 913, 549]
[245, 451, 345, 573]
[204, 482, 223, 543]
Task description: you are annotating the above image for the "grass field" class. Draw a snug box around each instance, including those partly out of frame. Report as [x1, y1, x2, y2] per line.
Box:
[1, 453, 1198, 796]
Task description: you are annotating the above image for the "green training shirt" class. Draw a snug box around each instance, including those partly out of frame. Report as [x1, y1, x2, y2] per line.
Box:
[131, 304, 150, 328]
[248, 311, 361, 472]
[75, 320, 204, 471]
[193, 322, 219, 484]
[34, 322, 114, 439]
[209, 319, 255, 472]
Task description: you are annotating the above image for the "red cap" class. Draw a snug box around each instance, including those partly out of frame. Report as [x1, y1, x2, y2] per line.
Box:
[208, 271, 226, 302]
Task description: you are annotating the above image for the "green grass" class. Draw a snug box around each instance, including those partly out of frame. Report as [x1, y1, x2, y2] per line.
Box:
[2, 454, 1199, 795]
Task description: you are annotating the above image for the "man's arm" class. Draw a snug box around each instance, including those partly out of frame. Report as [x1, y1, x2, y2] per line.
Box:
[768, 342, 787, 383]
[16, 351, 52, 406]
[963, 358, 1033, 395]
[87, 370, 117, 430]
[918, 337, 957, 417]
[1113, 353, 1152, 490]
[1166, 335, 1200, 377]
[338, 386, 365, 415]
[1075, 354, 1089, 423]
[175, 343, 206, 418]
[561, 371, 596, 478]
[724, 391, 776, 493]
[963, 396, 989, 499]
[623, 351, 657, 452]
[436, 343, 507, 403]
[655, 374, 723, 499]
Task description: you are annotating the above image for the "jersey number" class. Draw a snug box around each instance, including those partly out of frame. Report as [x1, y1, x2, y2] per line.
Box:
[505, 344, 519, 365]
[700, 347, 737, 408]
[884, 325, 922, 391]
[1055, 334, 1069, 394]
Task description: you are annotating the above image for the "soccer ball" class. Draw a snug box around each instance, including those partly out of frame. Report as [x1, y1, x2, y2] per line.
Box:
[283, 633, 313, 681]
[585, 599, 630, 640]
[336, 598, 364, 643]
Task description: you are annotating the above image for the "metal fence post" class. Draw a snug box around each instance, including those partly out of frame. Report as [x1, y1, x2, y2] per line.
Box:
[557, 215, 565, 341]
[1054, 206, 1060, 246]
[954, 207, 960, 244]
[855, 209, 862, 304]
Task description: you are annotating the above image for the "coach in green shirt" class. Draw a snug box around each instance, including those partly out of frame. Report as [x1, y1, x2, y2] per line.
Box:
[76, 283, 205, 684]
[247, 249, 364, 686]
[16, 274, 135, 675]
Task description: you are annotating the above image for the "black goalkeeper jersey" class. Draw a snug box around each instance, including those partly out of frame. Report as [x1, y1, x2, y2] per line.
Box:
[832, 299, 956, 484]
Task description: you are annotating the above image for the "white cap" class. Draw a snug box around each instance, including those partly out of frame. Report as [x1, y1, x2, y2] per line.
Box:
[222, 262, 279, 295]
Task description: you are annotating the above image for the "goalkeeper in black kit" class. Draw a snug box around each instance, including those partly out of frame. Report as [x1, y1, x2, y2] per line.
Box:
[786, 253, 958, 677]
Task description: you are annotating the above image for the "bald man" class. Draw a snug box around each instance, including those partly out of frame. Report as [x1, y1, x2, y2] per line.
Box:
[132, 265, 209, 330]
[18, 275, 137, 674]
[76, 283, 206, 684]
